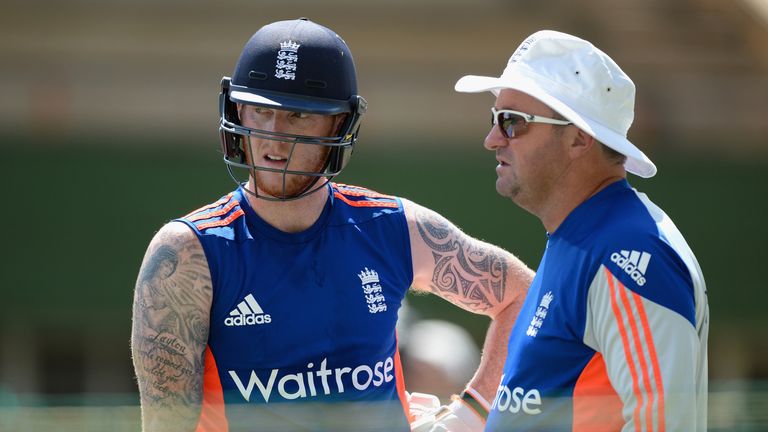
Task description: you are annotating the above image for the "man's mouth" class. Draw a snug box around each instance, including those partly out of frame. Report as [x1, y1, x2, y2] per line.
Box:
[265, 154, 287, 162]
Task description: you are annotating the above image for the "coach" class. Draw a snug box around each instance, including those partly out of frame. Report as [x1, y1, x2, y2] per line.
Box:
[455, 30, 709, 431]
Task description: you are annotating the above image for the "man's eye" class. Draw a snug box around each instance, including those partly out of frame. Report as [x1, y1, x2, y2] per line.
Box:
[292, 112, 310, 119]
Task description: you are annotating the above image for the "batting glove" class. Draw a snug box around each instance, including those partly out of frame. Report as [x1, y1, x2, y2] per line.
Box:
[409, 389, 489, 432]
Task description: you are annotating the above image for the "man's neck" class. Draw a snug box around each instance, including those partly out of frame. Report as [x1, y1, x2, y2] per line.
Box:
[539, 172, 625, 234]
[245, 181, 331, 233]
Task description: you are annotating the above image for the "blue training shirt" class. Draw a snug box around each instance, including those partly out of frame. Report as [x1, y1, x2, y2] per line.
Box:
[176, 182, 414, 432]
[486, 179, 708, 432]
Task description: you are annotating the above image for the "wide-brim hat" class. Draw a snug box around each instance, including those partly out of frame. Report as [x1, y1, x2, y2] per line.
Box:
[455, 30, 656, 178]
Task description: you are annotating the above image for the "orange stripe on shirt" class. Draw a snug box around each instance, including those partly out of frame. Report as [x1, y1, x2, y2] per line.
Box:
[617, 278, 655, 432]
[333, 192, 399, 208]
[195, 209, 245, 230]
[195, 345, 228, 432]
[334, 184, 395, 199]
[188, 199, 241, 222]
[394, 333, 411, 422]
[184, 193, 234, 219]
[632, 290, 666, 432]
[573, 352, 624, 432]
[605, 268, 644, 432]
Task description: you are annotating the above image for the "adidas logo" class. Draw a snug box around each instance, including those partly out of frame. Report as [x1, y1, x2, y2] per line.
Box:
[224, 294, 272, 326]
[610, 250, 651, 286]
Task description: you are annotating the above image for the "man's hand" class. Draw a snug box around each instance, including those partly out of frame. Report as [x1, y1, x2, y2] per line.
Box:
[409, 391, 488, 432]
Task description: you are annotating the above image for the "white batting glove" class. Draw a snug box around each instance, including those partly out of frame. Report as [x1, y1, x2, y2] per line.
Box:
[408, 392, 442, 422]
[408, 390, 489, 432]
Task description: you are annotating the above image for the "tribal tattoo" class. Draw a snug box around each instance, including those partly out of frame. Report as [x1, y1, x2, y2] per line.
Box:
[131, 226, 212, 430]
[414, 207, 509, 314]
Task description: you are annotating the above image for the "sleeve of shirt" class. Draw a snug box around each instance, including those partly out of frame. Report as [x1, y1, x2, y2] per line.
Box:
[582, 263, 704, 432]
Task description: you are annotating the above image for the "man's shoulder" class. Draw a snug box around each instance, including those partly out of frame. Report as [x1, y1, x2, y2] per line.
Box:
[589, 206, 687, 282]
[179, 190, 241, 222]
[586, 186, 664, 242]
[330, 183, 404, 217]
[331, 183, 402, 205]
[138, 222, 210, 294]
[176, 190, 246, 239]
[584, 193, 699, 324]
[147, 221, 203, 256]
[591, 187, 691, 263]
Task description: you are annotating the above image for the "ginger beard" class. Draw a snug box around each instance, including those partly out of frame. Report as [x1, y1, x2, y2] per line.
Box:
[245, 137, 332, 199]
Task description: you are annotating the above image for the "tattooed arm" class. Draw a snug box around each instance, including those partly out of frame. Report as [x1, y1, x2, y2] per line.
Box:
[131, 222, 212, 432]
[403, 199, 533, 401]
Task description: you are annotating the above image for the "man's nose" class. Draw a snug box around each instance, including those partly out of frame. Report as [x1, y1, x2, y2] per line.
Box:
[484, 125, 507, 151]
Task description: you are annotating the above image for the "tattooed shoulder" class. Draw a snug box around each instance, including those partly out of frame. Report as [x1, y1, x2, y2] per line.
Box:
[410, 204, 509, 315]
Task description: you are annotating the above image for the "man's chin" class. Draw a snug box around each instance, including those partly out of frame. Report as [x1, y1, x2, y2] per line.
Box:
[258, 185, 301, 199]
[496, 180, 519, 199]
[254, 175, 316, 199]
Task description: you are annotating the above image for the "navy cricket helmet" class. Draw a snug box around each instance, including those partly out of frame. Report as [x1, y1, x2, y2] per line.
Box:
[219, 18, 367, 200]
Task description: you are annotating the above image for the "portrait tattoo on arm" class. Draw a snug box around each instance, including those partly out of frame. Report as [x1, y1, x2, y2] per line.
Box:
[131, 227, 212, 430]
[414, 207, 509, 314]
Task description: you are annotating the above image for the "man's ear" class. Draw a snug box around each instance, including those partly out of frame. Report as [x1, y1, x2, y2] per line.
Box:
[569, 128, 597, 158]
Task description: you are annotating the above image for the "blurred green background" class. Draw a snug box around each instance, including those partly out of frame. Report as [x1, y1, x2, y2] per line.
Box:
[1, 0, 767, 430]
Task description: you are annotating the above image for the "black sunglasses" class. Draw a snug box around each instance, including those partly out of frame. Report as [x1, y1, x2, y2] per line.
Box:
[491, 107, 572, 138]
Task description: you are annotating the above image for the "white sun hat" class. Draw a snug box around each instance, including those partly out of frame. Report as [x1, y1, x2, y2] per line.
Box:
[455, 30, 657, 178]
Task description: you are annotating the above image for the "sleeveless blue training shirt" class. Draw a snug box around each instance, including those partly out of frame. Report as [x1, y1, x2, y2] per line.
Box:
[176, 182, 414, 432]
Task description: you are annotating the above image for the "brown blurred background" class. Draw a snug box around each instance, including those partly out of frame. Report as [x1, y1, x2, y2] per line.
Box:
[1, 0, 767, 430]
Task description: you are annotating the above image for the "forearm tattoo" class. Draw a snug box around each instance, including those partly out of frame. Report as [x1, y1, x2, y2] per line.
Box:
[131, 229, 211, 429]
[415, 208, 508, 313]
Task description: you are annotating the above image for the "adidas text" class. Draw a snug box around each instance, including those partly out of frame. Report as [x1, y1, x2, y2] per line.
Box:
[224, 314, 272, 326]
[225, 294, 272, 326]
[610, 251, 650, 286]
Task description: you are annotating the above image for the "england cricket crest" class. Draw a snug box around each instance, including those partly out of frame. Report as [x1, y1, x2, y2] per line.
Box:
[358, 267, 387, 314]
[526, 291, 553, 338]
[275, 40, 300, 80]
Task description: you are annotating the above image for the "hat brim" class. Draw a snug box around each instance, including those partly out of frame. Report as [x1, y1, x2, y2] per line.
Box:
[455, 74, 657, 178]
[230, 88, 352, 116]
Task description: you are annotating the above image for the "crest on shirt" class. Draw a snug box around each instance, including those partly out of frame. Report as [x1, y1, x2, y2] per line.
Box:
[359, 267, 387, 314]
[275, 40, 300, 80]
[526, 291, 553, 337]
